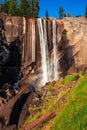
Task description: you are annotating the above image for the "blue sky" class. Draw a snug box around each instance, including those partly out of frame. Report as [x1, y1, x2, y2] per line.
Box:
[0, 0, 87, 18]
[39, 0, 87, 18]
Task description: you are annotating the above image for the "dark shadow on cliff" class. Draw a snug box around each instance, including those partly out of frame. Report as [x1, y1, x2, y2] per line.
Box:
[58, 29, 75, 77]
[8, 92, 29, 126]
[0, 18, 22, 88]
[2, 37, 22, 87]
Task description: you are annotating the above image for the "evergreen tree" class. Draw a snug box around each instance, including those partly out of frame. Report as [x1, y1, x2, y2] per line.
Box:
[8, 0, 18, 15]
[2, 0, 9, 14]
[46, 9, 49, 19]
[18, 0, 29, 17]
[85, 5, 87, 18]
[1, 0, 40, 18]
[67, 12, 71, 17]
[29, 0, 40, 18]
[59, 6, 64, 19]
[34, 0, 40, 18]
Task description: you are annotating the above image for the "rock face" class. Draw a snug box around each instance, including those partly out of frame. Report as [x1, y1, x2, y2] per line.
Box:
[0, 14, 87, 129]
[0, 14, 62, 66]
[0, 16, 22, 87]
[63, 17, 87, 67]
[0, 14, 87, 80]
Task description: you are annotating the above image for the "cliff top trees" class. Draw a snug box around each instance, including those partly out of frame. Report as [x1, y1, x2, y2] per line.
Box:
[67, 12, 71, 17]
[2, 0, 9, 14]
[1, 0, 40, 18]
[59, 6, 64, 19]
[18, 0, 29, 17]
[85, 5, 87, 18]
[46, 10, 49, 19]
[8, 0, 18, 15]
[28, 0, 40, 18]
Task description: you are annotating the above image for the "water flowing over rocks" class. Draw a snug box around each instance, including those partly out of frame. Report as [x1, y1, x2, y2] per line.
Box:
[0, 14, 87, 129]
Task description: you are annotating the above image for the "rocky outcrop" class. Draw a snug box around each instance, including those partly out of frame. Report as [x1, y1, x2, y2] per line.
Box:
[0, 17, 22, 88]
[0, 14, 87, 80]
[63, 17, 87, 67]
[0, 14, 63, 76]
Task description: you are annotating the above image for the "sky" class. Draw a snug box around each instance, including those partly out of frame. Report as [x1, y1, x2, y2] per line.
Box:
[39, 0, 87, 18]
[0, 0, 87, 18]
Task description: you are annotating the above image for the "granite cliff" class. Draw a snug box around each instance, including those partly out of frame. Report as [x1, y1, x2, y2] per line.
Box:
[0, 14, 87, 129]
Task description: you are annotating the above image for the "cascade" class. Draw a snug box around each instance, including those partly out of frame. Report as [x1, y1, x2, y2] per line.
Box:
[37, 19, 48, 85]
[37, 19, 59, 86]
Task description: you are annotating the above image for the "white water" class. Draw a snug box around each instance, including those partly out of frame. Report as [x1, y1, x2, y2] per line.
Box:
[37, 19, 59, 86]
[37, 19, 48, 85]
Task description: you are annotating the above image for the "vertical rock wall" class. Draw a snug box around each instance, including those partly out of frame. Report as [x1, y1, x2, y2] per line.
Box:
[0, 14, 63, 78]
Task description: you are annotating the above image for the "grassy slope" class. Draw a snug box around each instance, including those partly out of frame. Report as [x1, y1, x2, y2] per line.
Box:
[23, 72, 87, 130]
[51, 74, 87, 130]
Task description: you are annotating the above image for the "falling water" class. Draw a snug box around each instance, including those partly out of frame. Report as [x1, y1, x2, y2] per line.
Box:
[33, 19, 59, 88]
[37, 19, 48, 85]
[43, 20, 50, 81]
[53, 20, 59, 81]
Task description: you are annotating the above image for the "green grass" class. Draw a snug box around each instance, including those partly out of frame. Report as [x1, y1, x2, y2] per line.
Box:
[64, 72, 82, 85]
[50, 76, 87, 130]
[23, 72, 87, 130]
[47, 84, 53, 89]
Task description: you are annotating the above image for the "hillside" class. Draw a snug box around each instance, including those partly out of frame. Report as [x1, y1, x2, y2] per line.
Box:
[21, 71, 87, 130]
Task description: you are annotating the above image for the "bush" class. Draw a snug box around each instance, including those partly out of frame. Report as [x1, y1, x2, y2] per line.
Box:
[62, 29, 67, 35]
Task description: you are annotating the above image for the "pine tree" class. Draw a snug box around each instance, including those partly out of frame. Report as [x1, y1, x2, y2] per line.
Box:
[29, 0, 40, 18]
[67, 12, 71, 17]
[2, 0, 9, 14]
[29, 0, 34, 17]
[18, 0, 29, 17]
[34, 0, 40, 18]
[8, 0, 18, 15]
[46, 9, 49, 19]
[85, 5, 87, 18]
[59, 6, 64, 19]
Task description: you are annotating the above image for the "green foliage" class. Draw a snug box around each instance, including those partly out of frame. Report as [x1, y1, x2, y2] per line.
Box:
[1, 0, 40, 18]
[64, 72, 82, 85]
[8, 0, 18, 15]
[67, 12, 71, 17]
[51, 76, 87, 130]
[28, 0, 40, 18]
[85, 5, 87, 18]
[58, 6, 64, 19]
[24, 111, 42, 125]
[46, 9, 49, 19]
[23, 72, 87, 130]
[18, 0, 29, 17]
[47, 84, 53, 89]
[62, 29, 67, 35]
[2, 0, 9, 14]
[64, 74, 76, 84]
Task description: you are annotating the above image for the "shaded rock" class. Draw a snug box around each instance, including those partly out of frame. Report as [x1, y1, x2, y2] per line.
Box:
[72, 75, 79, 81]
[67, 66, 77, 75]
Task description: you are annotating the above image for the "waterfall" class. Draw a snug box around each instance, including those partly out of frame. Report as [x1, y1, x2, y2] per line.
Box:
[43, 20, 50, 81]
[31, 18, 59, 88]
[37, 19, 48, 85]
[53, 20, 59, 81]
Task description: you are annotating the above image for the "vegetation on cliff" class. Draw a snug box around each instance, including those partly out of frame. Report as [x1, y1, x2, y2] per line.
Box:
[21, 71, 87, 130]
[85, 5, 87, 18]
[1, 0, 40, 18]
